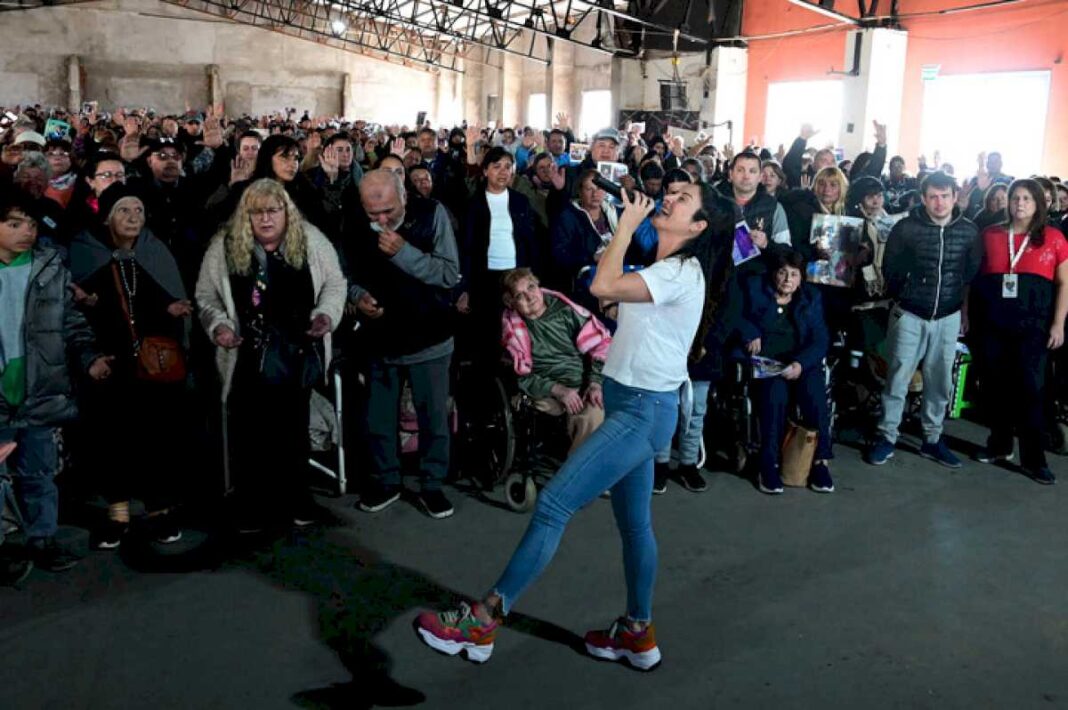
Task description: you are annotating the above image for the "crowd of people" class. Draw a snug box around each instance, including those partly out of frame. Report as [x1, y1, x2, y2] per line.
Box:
[2, 99, 1067, 668]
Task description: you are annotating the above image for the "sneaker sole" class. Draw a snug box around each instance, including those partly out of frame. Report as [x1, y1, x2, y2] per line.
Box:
[292, 519, 317, 528]
[358, 492, 401, 513]
[866, 452, 894, 465]
[156, 533, 183, 544]
[585, 642, 662, 671]
[419, 496, 455, 520]
[976, 453, 1014, 464]
[652, 487, 667, 496]
[679, 480, 708, 493]
[758, 482, 784, 495]
[95, 540, 122, 550]
[920, 451, 963, 469]
[416, 627, 493, 663]
[809, 484, 835, 493]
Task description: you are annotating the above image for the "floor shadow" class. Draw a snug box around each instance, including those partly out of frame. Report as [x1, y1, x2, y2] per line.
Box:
[234, 529, 582, 709]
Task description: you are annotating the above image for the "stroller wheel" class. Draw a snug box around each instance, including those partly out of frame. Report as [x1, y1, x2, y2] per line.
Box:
[504, 472, 537, 513]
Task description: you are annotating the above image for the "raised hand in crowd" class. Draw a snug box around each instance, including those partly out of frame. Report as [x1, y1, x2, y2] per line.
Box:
[119, 130, 146, 162]
[775, 143, 786, 162]
[320, 144, 340, 182]
[230, 156, 254, 185]
[746, 338, 761, 356]
[199, 106, 225, 148]
[554, 112, 570, 130]
[800, 173, 814, 190]
[390, 136, 406, 157]
[549, 163, 567, 191]
[873, 120, 887, 147]
[800, 123, 818, 141]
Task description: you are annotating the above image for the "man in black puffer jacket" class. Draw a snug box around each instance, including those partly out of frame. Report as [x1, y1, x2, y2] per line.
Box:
[867, 172, 982, 469]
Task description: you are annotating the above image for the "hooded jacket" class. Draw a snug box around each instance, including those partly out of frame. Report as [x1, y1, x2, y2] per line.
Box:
[0, 246, 101, 427]
[882, 205, 981, 320]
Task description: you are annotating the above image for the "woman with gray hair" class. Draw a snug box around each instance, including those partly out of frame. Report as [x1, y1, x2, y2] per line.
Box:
[12, 152, 67, 251]
[70, 183, 191, 548]
[196, 178, 346, 532]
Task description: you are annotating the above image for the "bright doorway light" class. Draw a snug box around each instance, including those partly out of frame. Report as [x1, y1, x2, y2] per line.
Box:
[764, 80, 843, 153]
[920, 71, 1049, 178]
[527, 93, 547, 130]
[579, 90, 612, 142]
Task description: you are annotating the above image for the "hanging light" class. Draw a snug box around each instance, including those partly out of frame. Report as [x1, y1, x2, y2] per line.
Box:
[331, 19, 347, 35]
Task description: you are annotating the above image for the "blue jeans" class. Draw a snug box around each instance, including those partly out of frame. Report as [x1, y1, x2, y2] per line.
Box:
[655, 379, 711, 466]
[0, 426, 60, 544]
[492, 378, 678, 622]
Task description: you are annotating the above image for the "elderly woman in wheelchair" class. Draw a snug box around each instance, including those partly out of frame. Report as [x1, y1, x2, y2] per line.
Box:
[733, 247, 834, 495]
[501, 267, 611, 455]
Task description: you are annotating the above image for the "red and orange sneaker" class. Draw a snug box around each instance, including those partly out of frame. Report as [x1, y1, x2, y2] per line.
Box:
[584, 618, 662, 671]
[414, 602, 498, 663]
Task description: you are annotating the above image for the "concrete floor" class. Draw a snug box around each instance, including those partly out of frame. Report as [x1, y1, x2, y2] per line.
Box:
[2, 418, 1067, 710]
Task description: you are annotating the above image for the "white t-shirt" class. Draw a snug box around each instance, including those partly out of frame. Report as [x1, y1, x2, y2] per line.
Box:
[485, 190, 516, 271]
[603, 257, 705, 392]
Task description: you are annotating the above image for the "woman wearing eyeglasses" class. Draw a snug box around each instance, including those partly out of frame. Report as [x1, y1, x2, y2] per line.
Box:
[205, 135, 332, 238]
[196, 178, 346, 532]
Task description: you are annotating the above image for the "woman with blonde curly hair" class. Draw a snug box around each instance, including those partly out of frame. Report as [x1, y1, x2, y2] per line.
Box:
[780, 165, 872, 334]
[196, 178, 346, 531]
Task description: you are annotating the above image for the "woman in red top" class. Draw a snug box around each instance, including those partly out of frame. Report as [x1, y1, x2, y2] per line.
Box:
[969, 178, 1068, 484]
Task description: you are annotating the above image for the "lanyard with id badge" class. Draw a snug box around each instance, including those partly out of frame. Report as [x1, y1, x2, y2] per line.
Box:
[1003, 228, 1027, 298]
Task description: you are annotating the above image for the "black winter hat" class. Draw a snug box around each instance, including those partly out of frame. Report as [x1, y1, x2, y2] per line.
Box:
[97, 183, 146, 224]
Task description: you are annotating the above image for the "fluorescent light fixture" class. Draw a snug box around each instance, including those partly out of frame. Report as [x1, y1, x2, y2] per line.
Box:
[331, 19, 347, 35]
[785, 0, 859, 24]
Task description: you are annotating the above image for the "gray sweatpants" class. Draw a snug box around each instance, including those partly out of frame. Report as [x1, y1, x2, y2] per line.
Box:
[877, 306, 960, 445]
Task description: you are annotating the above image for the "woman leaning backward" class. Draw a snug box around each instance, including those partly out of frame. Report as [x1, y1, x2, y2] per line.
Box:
[414, 182, 732, 671]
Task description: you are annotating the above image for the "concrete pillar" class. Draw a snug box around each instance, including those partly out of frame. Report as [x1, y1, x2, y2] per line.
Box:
[461, 51, 484, 123]
[66, 56, 81, 113]
[341, 73, 353, 119]
[706, 46, 748, 149]
[838, 28, 908, 158]
[501, 52, 523, 127]
[550, 42, 575, 127]
[206, 64, 223, 108]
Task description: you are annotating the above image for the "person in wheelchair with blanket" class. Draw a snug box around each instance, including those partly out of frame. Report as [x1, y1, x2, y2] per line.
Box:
[500, 267, 611, 455]
[733, 247, 834, 495]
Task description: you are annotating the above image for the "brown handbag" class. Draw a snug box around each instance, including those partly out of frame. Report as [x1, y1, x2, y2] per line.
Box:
[111, 262, 187, 384]
[781, 421, 818, 487]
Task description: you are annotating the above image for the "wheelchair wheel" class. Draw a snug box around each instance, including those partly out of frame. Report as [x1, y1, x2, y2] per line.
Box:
[504, 472, 537, 513]
[1046, 422, 1068, 455]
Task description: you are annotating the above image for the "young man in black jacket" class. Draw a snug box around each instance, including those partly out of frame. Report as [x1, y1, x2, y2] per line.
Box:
[866, 172, 981, 468]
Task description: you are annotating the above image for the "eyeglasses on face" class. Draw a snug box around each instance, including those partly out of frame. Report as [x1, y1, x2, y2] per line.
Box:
[94, 171, 126, 180]
[153, 151, 182, 161]
[250, 206, 285, 218]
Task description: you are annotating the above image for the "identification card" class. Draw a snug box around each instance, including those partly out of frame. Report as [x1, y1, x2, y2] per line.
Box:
[1002, 273, 1019, 299]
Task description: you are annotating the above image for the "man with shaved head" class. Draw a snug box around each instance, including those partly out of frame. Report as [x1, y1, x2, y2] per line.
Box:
[344, 169, 461, 518]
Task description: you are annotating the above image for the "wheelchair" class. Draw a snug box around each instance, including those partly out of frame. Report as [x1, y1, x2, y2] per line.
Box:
[451, 359, 573, 513]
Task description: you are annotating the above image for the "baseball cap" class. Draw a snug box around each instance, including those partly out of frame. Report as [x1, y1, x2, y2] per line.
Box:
[591, 127, 623, 145]
[13, 131, 46, 147]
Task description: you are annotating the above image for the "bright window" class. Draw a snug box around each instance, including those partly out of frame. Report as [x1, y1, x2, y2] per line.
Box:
[579, 90, 613, 143]
[764, 80, 843, 153]
[527, 93, 547, 130]
[920, 71, 1050, 178]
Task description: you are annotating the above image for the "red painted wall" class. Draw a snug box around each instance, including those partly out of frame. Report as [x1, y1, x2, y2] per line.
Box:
[742, 0, 1068, 174]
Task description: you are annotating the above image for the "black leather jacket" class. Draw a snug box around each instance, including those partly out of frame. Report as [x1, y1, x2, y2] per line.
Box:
[883, 205, 981, 320]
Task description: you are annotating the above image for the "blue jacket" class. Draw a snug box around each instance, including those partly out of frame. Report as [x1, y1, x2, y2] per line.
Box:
[733, 274, 829, 372]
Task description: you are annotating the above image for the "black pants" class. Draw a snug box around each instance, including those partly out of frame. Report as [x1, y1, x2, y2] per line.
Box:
[976, 326, 1048, 470]
[82, 373, 186, 512]
[753, 365, 834, 473]
[228, 361, 313, 519]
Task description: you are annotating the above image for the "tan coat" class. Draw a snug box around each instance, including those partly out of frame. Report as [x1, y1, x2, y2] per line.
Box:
[195, 223, 347, 401]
